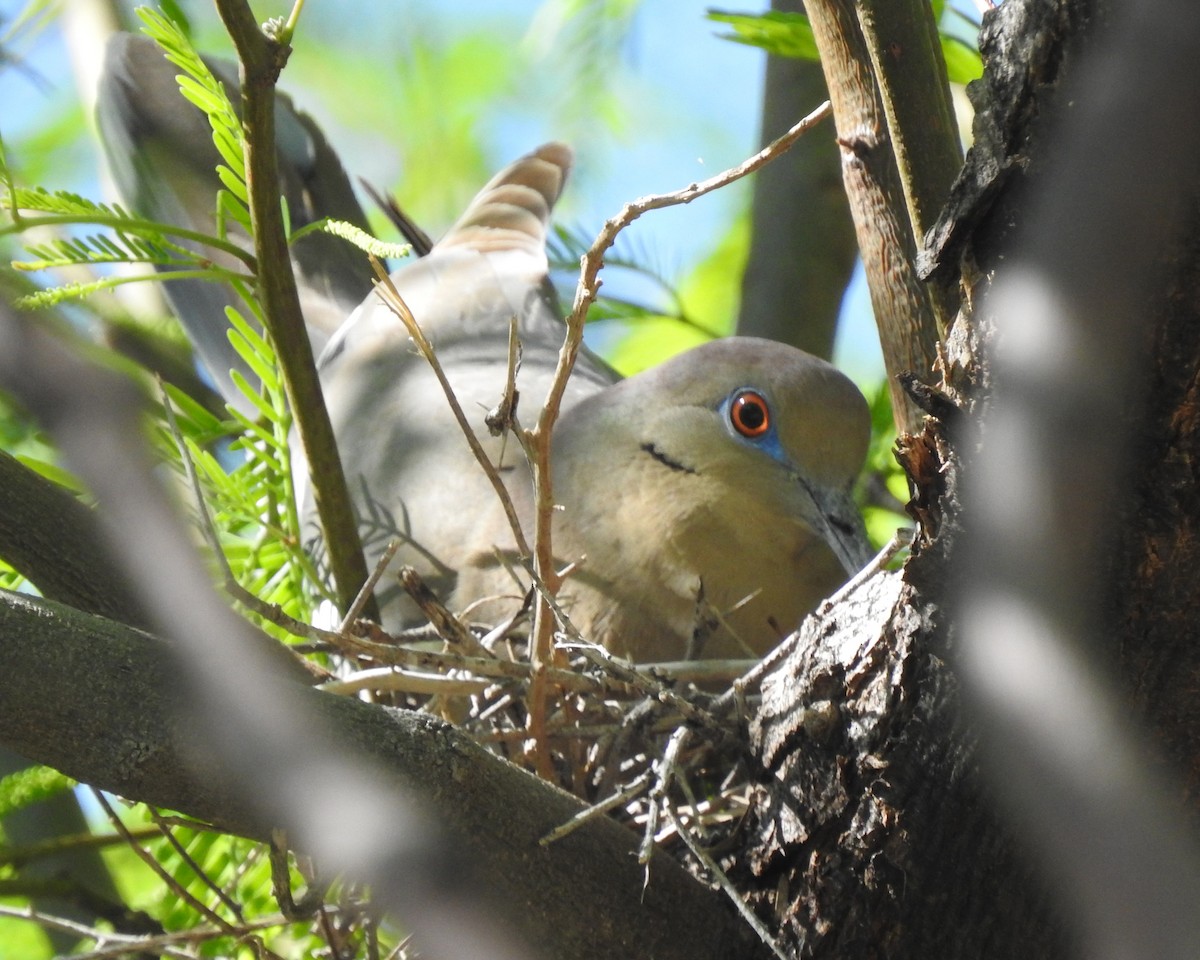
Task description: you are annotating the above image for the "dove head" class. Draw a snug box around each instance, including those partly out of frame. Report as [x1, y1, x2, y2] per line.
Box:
[550, 337, 871, 660]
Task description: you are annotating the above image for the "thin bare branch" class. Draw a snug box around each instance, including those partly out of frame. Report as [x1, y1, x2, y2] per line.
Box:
[367, 258, 531, 560]
[666, 802, 790, 960]
[523, 99, 836, 766]
[91, 791, 239, 935]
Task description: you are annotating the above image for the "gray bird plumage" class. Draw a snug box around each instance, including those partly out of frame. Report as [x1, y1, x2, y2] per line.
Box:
[97, 33, 375, 408]
[97, 35, 872, 661]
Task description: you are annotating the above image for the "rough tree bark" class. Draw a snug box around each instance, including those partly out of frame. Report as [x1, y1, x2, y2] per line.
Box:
[738, 0, 1200, 957]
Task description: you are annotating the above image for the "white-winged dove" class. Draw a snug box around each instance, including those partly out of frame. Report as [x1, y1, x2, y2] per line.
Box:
[97, 36, 872, 662]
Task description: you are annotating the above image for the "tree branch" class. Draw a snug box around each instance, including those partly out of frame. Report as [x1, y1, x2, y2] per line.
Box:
[804, 0, 943, 432]
[955, 0, 1200, 955]
[736, 0, 856, 358]
[211, 0, 376, 621]
[0, 448, 147, 627]
[854, 0, 963, 271]
[0, 588, 765, 960]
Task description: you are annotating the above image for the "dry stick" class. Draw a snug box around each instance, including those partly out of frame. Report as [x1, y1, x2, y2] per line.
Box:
[0, 904, 291, 960]
[338, 540, 401, 633]
[397, 565, 493, 658]
[320, 667, 490, 698]
[368, 258, 531, 560]
[522, 99, 836, 769]
[147, 808, 245, 921]
[564, 641, 728, 734]
[350, 618, 685, 699]
[268, 837, 328, 921]
[476, 719, 675, 745]
[645, 658, 758, 685]
[539, 771, 654, 845]
[639, 725, 692, 866]
[1, 827, 164, 868]
[664, 802, 791, 960]
[383, 933, 415, 960]
[90, 791, 241, 939]
[484, 315, 522, 439]
[335, 633, 599, 692]
[172, 582, 597, 694]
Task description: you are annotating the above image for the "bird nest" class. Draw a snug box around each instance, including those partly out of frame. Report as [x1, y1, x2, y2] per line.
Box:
[263, 559, 770, 885]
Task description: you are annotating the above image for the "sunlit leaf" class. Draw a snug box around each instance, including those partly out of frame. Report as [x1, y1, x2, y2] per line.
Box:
[706, 10, 818, 60]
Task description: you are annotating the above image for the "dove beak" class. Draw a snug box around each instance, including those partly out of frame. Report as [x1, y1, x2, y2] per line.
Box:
[806, 483, 874, 576]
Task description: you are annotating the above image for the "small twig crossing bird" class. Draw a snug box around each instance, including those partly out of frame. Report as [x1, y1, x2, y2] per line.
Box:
[97, 34, 872, 663]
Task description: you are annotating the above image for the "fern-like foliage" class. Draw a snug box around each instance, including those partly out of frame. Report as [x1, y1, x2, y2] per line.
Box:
[154, 300, 331, 629]
[0, 162, 255, 309]
[0, 8, 259, 311]
[136, 6, 253, 234]
[549, 222, 693, 326]
[0, 9, 328, 628]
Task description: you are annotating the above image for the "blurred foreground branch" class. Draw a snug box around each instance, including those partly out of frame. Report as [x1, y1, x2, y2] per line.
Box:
[955, 0, 1200, 956]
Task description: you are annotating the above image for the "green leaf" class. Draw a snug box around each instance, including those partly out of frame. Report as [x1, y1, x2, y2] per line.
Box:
[942, 34, 983, 84]
[225, 306, 274, 377]
[136, 6, 249, 219]
[229, 368, 276, 423]
[174, 74, 228, 117]
[0, 765, 75, 819]
[15, 229, 173, 271]
[706, 10, 818, 61]
[157, 0, 193, 38]
[2, 184, 125, 219]
[160, 382, 234, 444]
[218, 189, 253, 234]
[216, 163, 250, 205]
[708, 6, 983, 85]
[15, 454, 85, 494]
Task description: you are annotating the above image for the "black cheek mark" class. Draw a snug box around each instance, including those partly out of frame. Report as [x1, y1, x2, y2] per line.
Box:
[640, 442, 697, 475]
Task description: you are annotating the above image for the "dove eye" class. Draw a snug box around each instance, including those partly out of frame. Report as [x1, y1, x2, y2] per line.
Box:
[729, 389, 771, 439]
